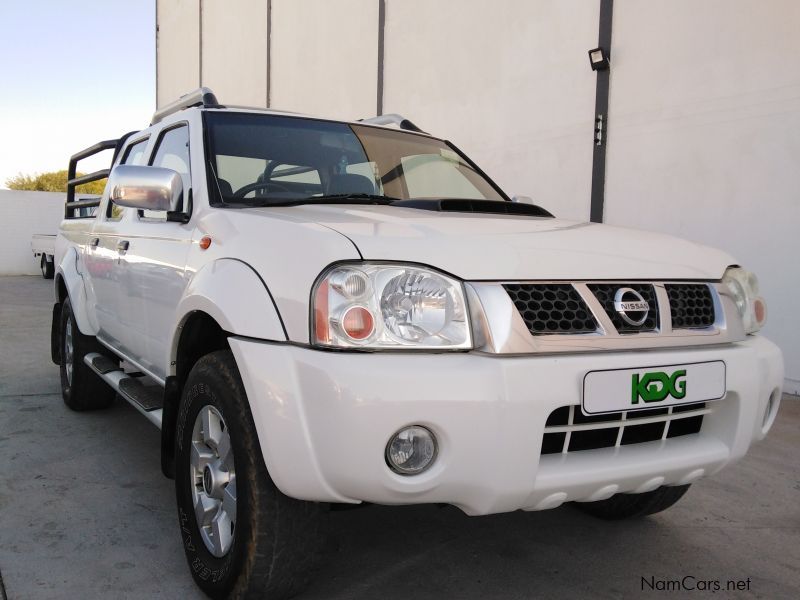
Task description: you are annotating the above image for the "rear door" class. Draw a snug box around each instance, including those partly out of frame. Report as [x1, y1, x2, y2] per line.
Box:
[85, 136, 150, 353]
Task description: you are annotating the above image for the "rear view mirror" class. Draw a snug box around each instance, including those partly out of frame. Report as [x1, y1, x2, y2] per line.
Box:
[108, 165, 183, 212]
[511, 195, 534, 205]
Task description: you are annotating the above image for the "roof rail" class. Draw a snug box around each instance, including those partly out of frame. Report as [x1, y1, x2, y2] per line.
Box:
[151, 87, 221, 125]
[359, 113, 426, 134]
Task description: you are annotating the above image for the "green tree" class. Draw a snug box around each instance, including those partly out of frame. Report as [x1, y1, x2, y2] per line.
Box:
[5, 170, 107, 195]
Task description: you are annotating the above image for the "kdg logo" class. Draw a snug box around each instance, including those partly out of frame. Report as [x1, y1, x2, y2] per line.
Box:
[631, 370, 687, 404]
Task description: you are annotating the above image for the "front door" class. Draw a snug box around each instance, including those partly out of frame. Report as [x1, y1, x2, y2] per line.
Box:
[120, 124, 194, 380]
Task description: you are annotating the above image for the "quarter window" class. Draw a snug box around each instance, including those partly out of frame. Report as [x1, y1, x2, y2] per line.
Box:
[121, 138, 149, 166]
[109, 137, 150, 220]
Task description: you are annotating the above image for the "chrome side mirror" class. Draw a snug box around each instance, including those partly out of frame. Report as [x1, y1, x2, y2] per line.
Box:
[511, 195, 534, 205]
[108, 165, 183, 212]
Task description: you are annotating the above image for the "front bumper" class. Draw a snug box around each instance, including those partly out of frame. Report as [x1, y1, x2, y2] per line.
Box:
[229, 336, 783, 515]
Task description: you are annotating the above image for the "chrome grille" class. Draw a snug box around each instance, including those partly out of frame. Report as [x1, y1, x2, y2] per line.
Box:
[498, 281, 718, 337]
[503, 284, 597, 335]
[541, 402, 709, 455]
[471, 279, 737, 354]
[666, 284, 715, 329]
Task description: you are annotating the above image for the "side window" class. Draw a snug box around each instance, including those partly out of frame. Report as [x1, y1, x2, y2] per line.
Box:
[400, 151, 483, 199]
[145, 124, 190, 220]
[108, 137, 150, 221]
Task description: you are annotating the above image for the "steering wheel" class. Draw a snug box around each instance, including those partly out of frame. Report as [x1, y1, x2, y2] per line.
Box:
[232, 181, 291, 199]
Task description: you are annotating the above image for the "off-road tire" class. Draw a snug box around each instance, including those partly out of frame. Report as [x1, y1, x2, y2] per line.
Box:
[41, 255, 54, 279]
[175, 350, 327, 600]
[59, 297, 116, 411]
[575, 484, 691, 520]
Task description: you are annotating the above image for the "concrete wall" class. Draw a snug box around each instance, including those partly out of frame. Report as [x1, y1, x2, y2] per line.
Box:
[270, 0, 378, 120]
[0, 191, 64, 276]
[603, 0, 800, 394]
[383, 0, 598, 220]
[201, 0, 269, 107]
[156, 0, 201, 107]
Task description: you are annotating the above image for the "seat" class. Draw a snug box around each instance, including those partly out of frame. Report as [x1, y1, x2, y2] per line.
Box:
[326, 173, 376, 196]
[216, 178, 233, 197]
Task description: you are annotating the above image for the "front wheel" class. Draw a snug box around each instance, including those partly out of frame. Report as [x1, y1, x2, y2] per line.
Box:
[574, 484, 691, 520]
[175, 350, 327, 599]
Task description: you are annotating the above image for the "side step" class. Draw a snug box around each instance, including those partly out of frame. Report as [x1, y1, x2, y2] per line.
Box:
[84, 352, 164, 429]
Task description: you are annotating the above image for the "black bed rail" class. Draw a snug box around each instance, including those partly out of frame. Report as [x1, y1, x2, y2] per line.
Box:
[65, 139, 116, 219]
[65, 132, 137, 219]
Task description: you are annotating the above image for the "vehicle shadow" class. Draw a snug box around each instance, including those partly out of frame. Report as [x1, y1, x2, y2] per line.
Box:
[305, 500, 676, 599]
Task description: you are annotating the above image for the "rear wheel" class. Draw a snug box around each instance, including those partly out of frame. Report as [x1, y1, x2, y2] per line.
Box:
[41, 255, 54, 279]
[175, 350, 327, 599]
[59, 298, 116, 411]
[575, 484, 691, 520]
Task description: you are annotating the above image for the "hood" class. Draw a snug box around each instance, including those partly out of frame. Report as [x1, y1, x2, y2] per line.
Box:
[247, 204, 736, 281]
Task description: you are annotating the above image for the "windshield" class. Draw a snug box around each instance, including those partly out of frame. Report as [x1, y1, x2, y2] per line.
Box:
[203, 112, 506, 205]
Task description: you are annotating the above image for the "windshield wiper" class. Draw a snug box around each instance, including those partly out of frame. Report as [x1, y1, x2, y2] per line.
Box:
[288, 193, 399, 206]
[225, 193, 399, 208]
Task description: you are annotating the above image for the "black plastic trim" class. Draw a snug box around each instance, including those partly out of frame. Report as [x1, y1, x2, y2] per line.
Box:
[160, 375, 180, 479]
[444, 140, 514, 204]
[50, 303, 62, 365]
[393, 198, 553, 218]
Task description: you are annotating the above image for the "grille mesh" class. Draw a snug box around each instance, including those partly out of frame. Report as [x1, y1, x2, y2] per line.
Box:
[588, 283, 659, 333]
[503, 284, 597, 335]
[666, 284, 715, 329]
[541, 402, 707, 455]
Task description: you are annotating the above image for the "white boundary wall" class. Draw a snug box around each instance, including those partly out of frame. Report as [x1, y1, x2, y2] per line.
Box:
[0, 190, 64, 276]
[153, 0, 800, 393]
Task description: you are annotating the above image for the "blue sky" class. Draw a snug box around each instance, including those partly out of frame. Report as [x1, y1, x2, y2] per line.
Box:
[0, 0, 155, 187]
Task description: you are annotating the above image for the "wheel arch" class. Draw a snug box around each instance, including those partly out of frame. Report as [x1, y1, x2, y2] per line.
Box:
[162, 258, 287, 478]
[55, 247, 96, 336]
[168, 258, 287, 377]
[51, 248, 95, 364]
[162, 310, 231, 478]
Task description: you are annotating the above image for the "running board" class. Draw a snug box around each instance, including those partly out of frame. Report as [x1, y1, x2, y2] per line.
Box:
[84, 352, 164, 429]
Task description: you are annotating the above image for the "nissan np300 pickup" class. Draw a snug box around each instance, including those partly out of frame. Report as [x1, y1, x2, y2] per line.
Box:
[51, 88, 784, 599]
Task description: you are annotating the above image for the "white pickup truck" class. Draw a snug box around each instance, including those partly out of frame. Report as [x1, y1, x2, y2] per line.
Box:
[52, 88, 784, 599]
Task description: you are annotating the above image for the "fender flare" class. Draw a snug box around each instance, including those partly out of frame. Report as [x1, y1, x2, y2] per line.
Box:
[161, 258, 288, 478]
[55, 247, 97, 336]
[170, 258, 287, 370]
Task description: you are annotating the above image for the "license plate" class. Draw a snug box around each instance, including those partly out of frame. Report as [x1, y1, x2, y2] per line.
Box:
[582, 361, 726, 415]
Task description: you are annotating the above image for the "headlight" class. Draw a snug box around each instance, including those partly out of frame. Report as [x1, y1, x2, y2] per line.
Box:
[722, 266, 767, 334]
[312, 263, 472, 349]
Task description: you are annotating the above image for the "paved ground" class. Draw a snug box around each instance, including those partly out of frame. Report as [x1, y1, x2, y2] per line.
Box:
[0, 275, 798, 599]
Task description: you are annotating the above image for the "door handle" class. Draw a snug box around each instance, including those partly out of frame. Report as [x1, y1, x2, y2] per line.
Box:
[117, 240, 130, 254]
[90, 237, 100, 248]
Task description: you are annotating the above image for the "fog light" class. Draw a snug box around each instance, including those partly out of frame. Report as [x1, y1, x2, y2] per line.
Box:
[386, 426, 437, 475]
